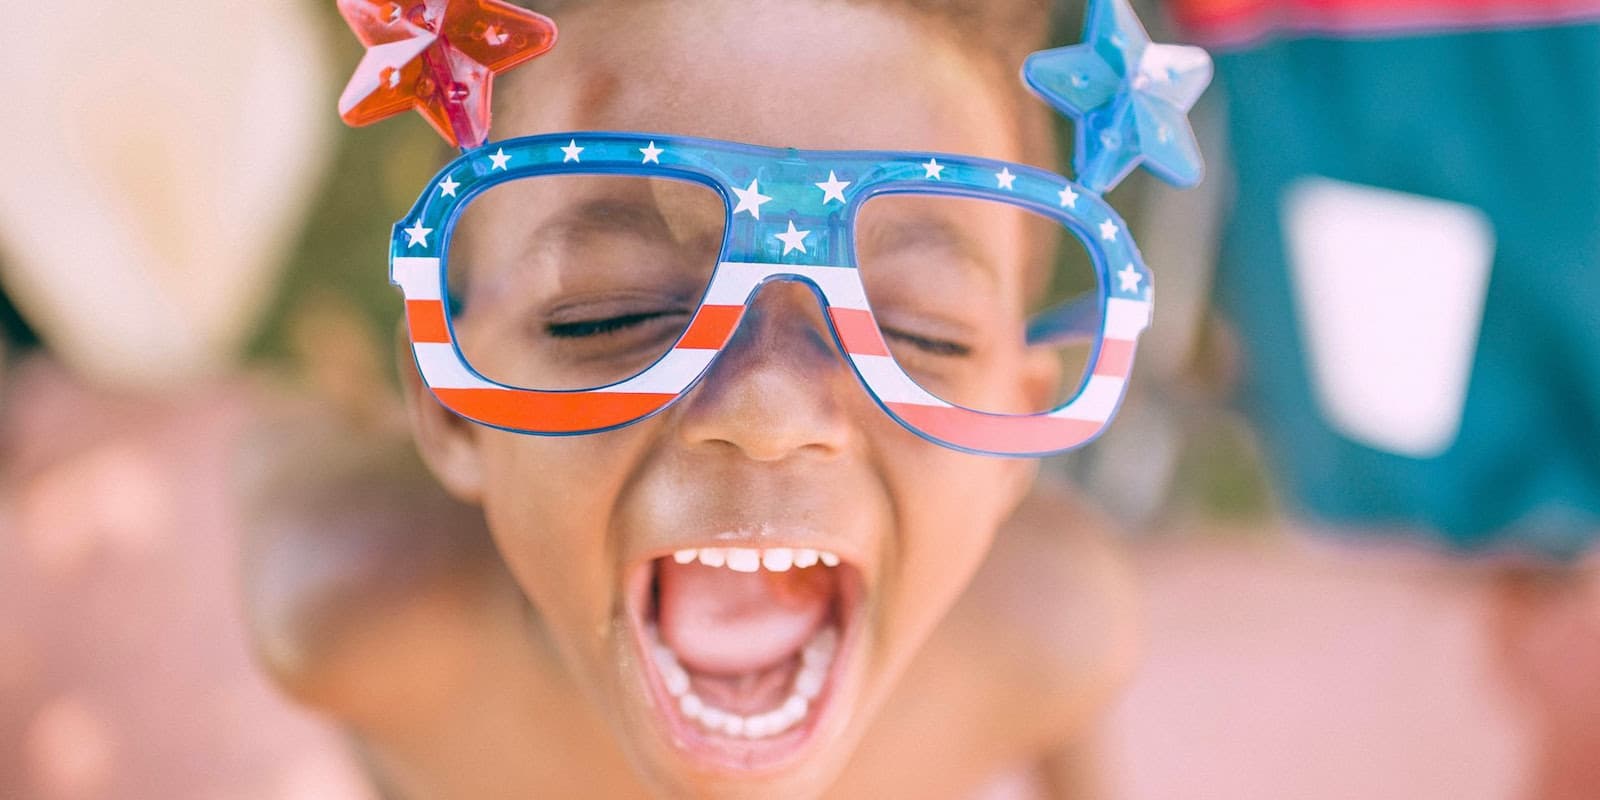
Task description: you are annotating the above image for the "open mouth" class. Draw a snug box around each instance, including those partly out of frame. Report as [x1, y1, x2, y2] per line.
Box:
[625, 544, 866, 772]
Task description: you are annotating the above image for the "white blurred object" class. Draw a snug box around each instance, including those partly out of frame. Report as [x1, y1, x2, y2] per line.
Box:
[0, 2, 331, 389]
[1283, 178, 1495, 459]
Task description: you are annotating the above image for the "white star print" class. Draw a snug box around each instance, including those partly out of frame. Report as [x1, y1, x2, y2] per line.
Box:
[561, 139, 584, 163]
[1118, 264, 1143, 293]
[923, 158, 945, 180]
[815, 171, 851, 204]
[438, 175, 460, 198]
[404, 220, 433, 248]
[488, 148, 511, 171]
[732, 179, 772, 219]
[640, 141, 664, 164]
[1058, 185, 1079, 208]
[775, 221, 812, 255]
[995, 167, 1017, 190]
[1100, 219, 1120, 242]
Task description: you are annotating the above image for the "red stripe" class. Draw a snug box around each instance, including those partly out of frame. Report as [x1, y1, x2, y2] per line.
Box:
[406, 299, 451, 344]
[829, 308, 890, 357]
[888, 403, 1104, 455]
[1173, 0, 1600, 46]
[1093, 339, 1137, 378]
[679, 305, 743, 350]
[434, 388, 673, 432]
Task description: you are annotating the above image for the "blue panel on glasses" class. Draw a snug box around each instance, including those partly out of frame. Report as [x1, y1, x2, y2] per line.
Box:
[390, 132, 1151, 310]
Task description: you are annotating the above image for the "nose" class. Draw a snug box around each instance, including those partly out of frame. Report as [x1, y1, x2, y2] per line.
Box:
[672, 279, 857, 461]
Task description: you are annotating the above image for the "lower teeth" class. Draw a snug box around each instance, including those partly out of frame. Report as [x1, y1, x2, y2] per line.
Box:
[647, 624, 838, 740]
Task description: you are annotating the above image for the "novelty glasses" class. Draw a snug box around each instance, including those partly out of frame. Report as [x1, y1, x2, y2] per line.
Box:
[343, 0, 1212, 457]
[394, 134, 1150, 457]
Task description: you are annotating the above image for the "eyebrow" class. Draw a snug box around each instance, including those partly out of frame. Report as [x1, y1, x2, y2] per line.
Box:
[455, 196, 678, 270]
[855, 216, 999, 287]
[451, 196, 682, 304]
[531, 197, 677, 247]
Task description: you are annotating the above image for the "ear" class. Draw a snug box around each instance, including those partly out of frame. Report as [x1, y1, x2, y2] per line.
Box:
[1020, 344, 1067, 416]
[397, 326, 486, 504]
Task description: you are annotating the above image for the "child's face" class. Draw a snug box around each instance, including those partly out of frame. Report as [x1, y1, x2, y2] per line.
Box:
[414, 2, 1054, 795]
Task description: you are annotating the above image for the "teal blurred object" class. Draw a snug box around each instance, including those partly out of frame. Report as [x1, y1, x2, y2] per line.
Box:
[1207, 20, 1600, 556]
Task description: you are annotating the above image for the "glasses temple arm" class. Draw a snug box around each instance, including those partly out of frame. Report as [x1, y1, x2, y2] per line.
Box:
[1025, 290, 1101, 346]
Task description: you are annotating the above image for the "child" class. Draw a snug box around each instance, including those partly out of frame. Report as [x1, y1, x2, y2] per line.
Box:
[247, 0, 1160, 796]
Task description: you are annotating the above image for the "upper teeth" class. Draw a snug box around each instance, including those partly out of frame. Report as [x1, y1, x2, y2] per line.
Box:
[672, 547, 840, 573]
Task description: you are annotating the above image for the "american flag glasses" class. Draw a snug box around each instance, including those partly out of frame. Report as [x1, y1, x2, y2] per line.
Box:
[393, 133, 1153, 457]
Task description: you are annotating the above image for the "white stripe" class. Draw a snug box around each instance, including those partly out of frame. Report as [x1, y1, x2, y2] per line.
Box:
[704, 262, 869, 310]
[394, 257, 443, 300]
[1105, 298, 1152, 340]
[414, 342, 498, 390]
[594, 348, 715, 394]
[1050, 375, 1127, 422]
[850, 355, 952, 408]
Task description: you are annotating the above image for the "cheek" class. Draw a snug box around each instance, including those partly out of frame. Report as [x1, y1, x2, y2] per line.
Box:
[979, 343, 1039, 410]
[878, 448, 1029, 639]
[475, 429, 649, 647]
[939, 331, 1039, 416]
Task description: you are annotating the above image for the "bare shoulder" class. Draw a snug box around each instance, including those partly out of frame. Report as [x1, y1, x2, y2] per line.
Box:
[235, 417, 509, 724]
[846, 476, 1139, 794]
[941, 472, 1141, 740]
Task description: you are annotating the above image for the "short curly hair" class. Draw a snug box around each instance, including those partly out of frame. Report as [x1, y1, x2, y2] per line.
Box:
[515, 0, 1069, 170]
[504, 0, 1077, 297]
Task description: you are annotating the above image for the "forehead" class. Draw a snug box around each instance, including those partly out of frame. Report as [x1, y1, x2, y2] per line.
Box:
[493, 1, 1022, 161]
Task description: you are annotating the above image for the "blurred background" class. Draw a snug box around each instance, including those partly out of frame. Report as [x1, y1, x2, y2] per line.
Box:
[2, 0, 1597, 798]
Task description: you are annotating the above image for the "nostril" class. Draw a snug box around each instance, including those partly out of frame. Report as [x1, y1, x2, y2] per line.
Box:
[677, 360, 853, 461]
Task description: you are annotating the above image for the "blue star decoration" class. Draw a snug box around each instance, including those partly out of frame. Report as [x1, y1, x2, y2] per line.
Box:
[1023, 0, 1213, 194]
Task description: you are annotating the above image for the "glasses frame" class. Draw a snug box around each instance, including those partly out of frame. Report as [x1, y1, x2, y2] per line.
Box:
[391, 132, 1153, 457]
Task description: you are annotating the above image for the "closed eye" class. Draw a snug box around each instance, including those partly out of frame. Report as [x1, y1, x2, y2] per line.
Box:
[547, 310, 688, 339]
[881, 325, 971, 358]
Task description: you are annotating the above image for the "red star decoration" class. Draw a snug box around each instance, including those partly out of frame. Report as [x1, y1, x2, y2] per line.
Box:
[337, 0, 557, 149]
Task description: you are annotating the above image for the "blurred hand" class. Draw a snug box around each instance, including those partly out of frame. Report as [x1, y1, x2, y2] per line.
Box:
[1491, 560, 1600, 799]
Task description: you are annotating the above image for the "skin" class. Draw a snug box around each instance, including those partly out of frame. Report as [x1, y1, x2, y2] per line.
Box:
[245, 442, 1137, 799]
[248, 2, 1138, 798]
[1489, 565, 1600, 800]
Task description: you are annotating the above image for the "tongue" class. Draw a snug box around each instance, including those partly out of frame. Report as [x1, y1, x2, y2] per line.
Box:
[656, 559, 835, 676]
